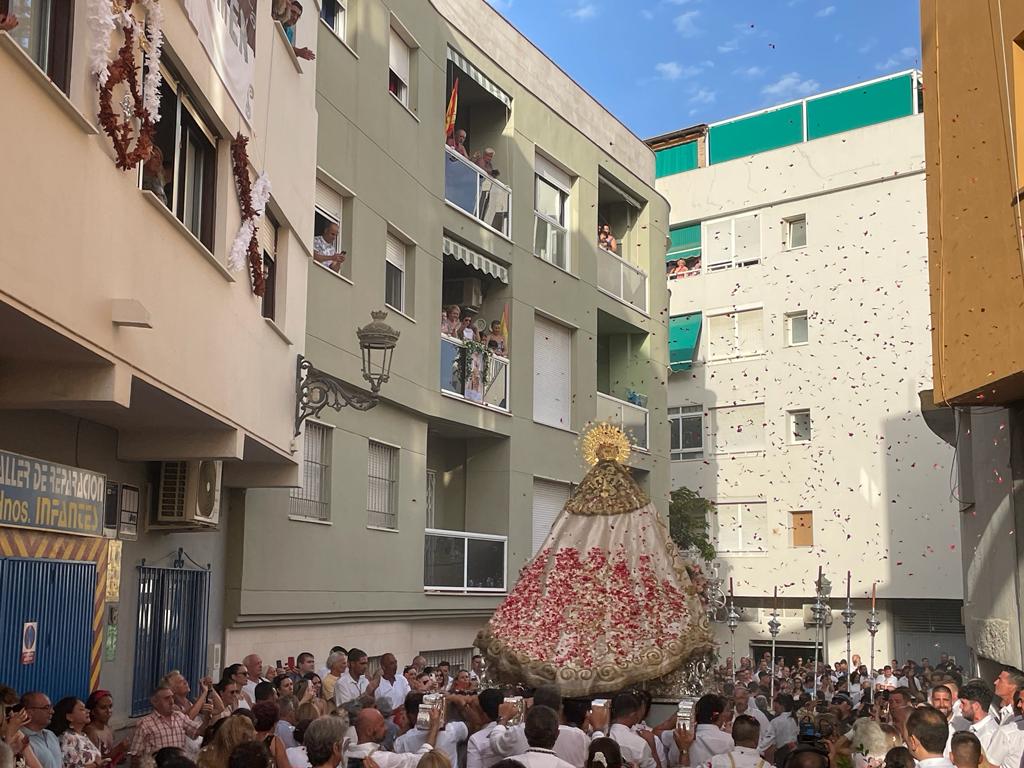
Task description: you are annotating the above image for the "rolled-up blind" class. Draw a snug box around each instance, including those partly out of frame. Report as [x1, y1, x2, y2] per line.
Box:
[389, 27, 410, 85]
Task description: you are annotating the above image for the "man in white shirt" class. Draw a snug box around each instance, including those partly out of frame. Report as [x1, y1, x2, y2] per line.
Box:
[489, 700, 530, 758]
[960, 681, 999, 754]
[346, 706, 440, 768]
[595, 692, 657, 768]
[765, 694, 799, 752]
[983, 692, 1024, 768]
[907, 706, 956, 768]
[950, 732, 982, 768]
[395, 693, 469, 768]
[335, 648, 379, 706]
[992, 671, 1024, 725]
[508, 706, 575, 768]
[708, 716, 766, 768]
[876, 666, 899, 692]
[241, 654, 269, 702]
[468, 690, 503, 768]
[556, 699, 592, 768]
[377, 653, 411, 712]
[688, 694, 734, 768]
[733, 688, 771, 754]
[470, 655, 485, 686]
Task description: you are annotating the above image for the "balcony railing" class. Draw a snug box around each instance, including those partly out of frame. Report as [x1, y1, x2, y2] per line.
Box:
[424, 528, 507, 593]
[443, 146, 512, 237]
[440, 335, 510, 411]
[597, 245, 648, 313]
[597, 392, 649, 450]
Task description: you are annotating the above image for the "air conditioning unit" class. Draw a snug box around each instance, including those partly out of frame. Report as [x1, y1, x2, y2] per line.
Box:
[155, 460, 222, 528]
[802, 604, 834, 628]
[442, 278, 483, 310]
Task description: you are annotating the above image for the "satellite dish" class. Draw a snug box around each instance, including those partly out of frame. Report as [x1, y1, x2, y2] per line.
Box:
[197, 460, 218, 515]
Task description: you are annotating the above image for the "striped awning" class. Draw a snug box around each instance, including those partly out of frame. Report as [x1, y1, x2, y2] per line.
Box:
[669, 312, 702, 372]
[443, 236, 509, 284]
[447, 47, 512, 109]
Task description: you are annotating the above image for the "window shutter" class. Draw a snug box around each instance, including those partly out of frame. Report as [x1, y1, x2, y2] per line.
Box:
[533, 316, 571, 428]
[385, 234, 406, 269]
[535, 154, 572, 192]
[258, 216, 276, 257]
[735, 309, 764, 355]
[389, 28, 410, 84]
[734, 214, 760, 264]
[703, 220, 731, 269]
[315, 180, 342, 221]
[532, 478, 570, 555]
[707, 313, 733, 360]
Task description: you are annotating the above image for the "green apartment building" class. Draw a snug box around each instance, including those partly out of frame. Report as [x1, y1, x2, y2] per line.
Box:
[224, 0, 671, 665]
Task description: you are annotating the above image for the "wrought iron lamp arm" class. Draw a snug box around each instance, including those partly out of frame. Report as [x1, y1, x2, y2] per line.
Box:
[295, 355, 380, 436]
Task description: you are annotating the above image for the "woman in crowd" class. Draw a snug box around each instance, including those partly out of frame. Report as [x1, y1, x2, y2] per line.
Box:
[50, 697, 103, 768]
[587, 738, 625, 768]
[84, 690, 127, 765]
[252, 702, 291, 768]
[198, 714, 255, 768]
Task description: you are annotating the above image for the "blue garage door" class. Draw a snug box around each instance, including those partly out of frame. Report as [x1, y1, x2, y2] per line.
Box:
[0, 558, 96, 702]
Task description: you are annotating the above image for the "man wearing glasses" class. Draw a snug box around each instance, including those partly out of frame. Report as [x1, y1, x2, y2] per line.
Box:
[19, 692, 61, 768]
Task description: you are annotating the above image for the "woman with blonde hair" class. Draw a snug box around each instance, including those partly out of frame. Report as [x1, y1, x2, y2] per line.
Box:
[198, 714, 256, 768]
[417, 752, 452, 768]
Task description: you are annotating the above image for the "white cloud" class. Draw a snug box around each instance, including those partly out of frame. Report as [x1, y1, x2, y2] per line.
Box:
[858, 37, 878, 54]
[734, 65, 765, 78]
[689, 88, 716, 105]
[761, 72, 820, 100]
[717, 38, 739, 53]
[875, 46, 918, 71]
[815, 5, 836, 17]
[674, 10, 702, 37]
[655, 62, 684, 80]
[567, 1, 597, 20]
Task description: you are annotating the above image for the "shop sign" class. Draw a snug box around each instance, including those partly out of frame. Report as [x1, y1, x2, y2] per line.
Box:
[0, 450, 105, 537]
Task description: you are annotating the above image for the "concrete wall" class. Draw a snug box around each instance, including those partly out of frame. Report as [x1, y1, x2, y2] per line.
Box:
[920, 0, 1024, 405]
[661, 115, 962, 604]
[233, 0, 671, 638]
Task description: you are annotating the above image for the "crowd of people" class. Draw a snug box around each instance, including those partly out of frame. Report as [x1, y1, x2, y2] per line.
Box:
[441, 305, 507, 358]
[666, 258, 701, 278]
[3, 649, 1022, 768]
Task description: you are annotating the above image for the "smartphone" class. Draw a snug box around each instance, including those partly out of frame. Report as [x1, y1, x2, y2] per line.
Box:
[276, 659, 283, 670]
[677, 698, 696, 729]
[287, 656, 295, 669]
[504, 696, 526, 726]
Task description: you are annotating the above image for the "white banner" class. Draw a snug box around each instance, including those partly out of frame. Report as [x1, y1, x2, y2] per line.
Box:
[181, 0, 257, 124]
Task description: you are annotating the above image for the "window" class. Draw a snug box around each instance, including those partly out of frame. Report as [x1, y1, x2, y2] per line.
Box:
[259, 214, 278, 321]
[669, 405, 704, 460]
[533, 154, 571, 271]
[703, 213, 761, 271]
[532, 478, 570, 555]
[149, 68, 218, 250]
[707, 308, 764, 361]
[367, 440, 398, 529]
[787, 409, 812, 444]
[290, 422, 332, 521]
[785, 311, 809, 346]
[2, 0, 74, 92]
[314, 180, 348, 276]
[713, 502, 768, 553]
[533, 316, 572, 429]
[709, 403, 765, 454]
[790, 511, 813, 547]
[388, 26, 411, 107]
[321, 0, 346, 40]
[785, 215, 807, 249]
[385, 233, 407, 313]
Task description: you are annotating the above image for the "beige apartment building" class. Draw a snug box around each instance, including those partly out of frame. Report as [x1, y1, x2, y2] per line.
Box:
[0, 0, 316, 718]
[226, 0, 671, 666]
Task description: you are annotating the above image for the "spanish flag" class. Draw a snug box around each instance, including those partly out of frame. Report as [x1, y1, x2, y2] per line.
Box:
[500, 303, 510, 356]
[445, 78, 459, 138]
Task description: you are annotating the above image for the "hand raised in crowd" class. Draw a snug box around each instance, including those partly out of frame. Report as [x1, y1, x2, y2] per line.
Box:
[497, 700, 520, 725]
[588, 702, 610, 733]
[3, 709, 29, 744]
[673, 723, 695, 752]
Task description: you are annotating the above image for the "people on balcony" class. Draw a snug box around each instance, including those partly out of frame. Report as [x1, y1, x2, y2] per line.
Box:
[442, 305, 462, 337]
[598, 225, 618, 254]
[459, 314, 479, 342]
[473, 148, 497, 175]
[487, 320, 506, 356]
[142, 147, 170, 208]
[313, 220, 346, 273]
[442, 306, 510, 360]
[447, 129, 470, 158]
[283, 1, 316, 62]
[667, 257, 700, 278]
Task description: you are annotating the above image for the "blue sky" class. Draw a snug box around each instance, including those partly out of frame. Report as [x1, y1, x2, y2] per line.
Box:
[485, 0, 921, 139]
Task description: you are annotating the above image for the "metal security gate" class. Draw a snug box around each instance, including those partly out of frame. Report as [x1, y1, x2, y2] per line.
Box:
[0, 558, 96, 702]
[132, 565, 210, 715]
[893, 599, 969, 666]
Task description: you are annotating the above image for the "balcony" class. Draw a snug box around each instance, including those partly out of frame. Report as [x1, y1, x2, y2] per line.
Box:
[597, 392, 649, 450]
[597, 245, 648, 313]
[440, 335, 510, 411]
[444, 146, 512, 237]
[424, 528, 507, 593]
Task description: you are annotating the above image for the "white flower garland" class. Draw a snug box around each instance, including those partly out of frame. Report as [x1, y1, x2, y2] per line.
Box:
[228, 174, 273, 273]
[87, 0, 164, 120]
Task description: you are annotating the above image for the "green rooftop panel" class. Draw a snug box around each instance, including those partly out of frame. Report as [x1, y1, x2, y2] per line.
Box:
[806, 74, 914, 140]
[708, 103, 804, 165]
[655, 141, 699, 177]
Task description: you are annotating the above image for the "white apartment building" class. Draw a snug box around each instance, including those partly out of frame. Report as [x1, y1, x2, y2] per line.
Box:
[649, 73, 966, 667]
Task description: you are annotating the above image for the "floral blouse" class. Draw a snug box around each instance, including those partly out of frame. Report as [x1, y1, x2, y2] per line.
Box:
[60, 730, 102, 768]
